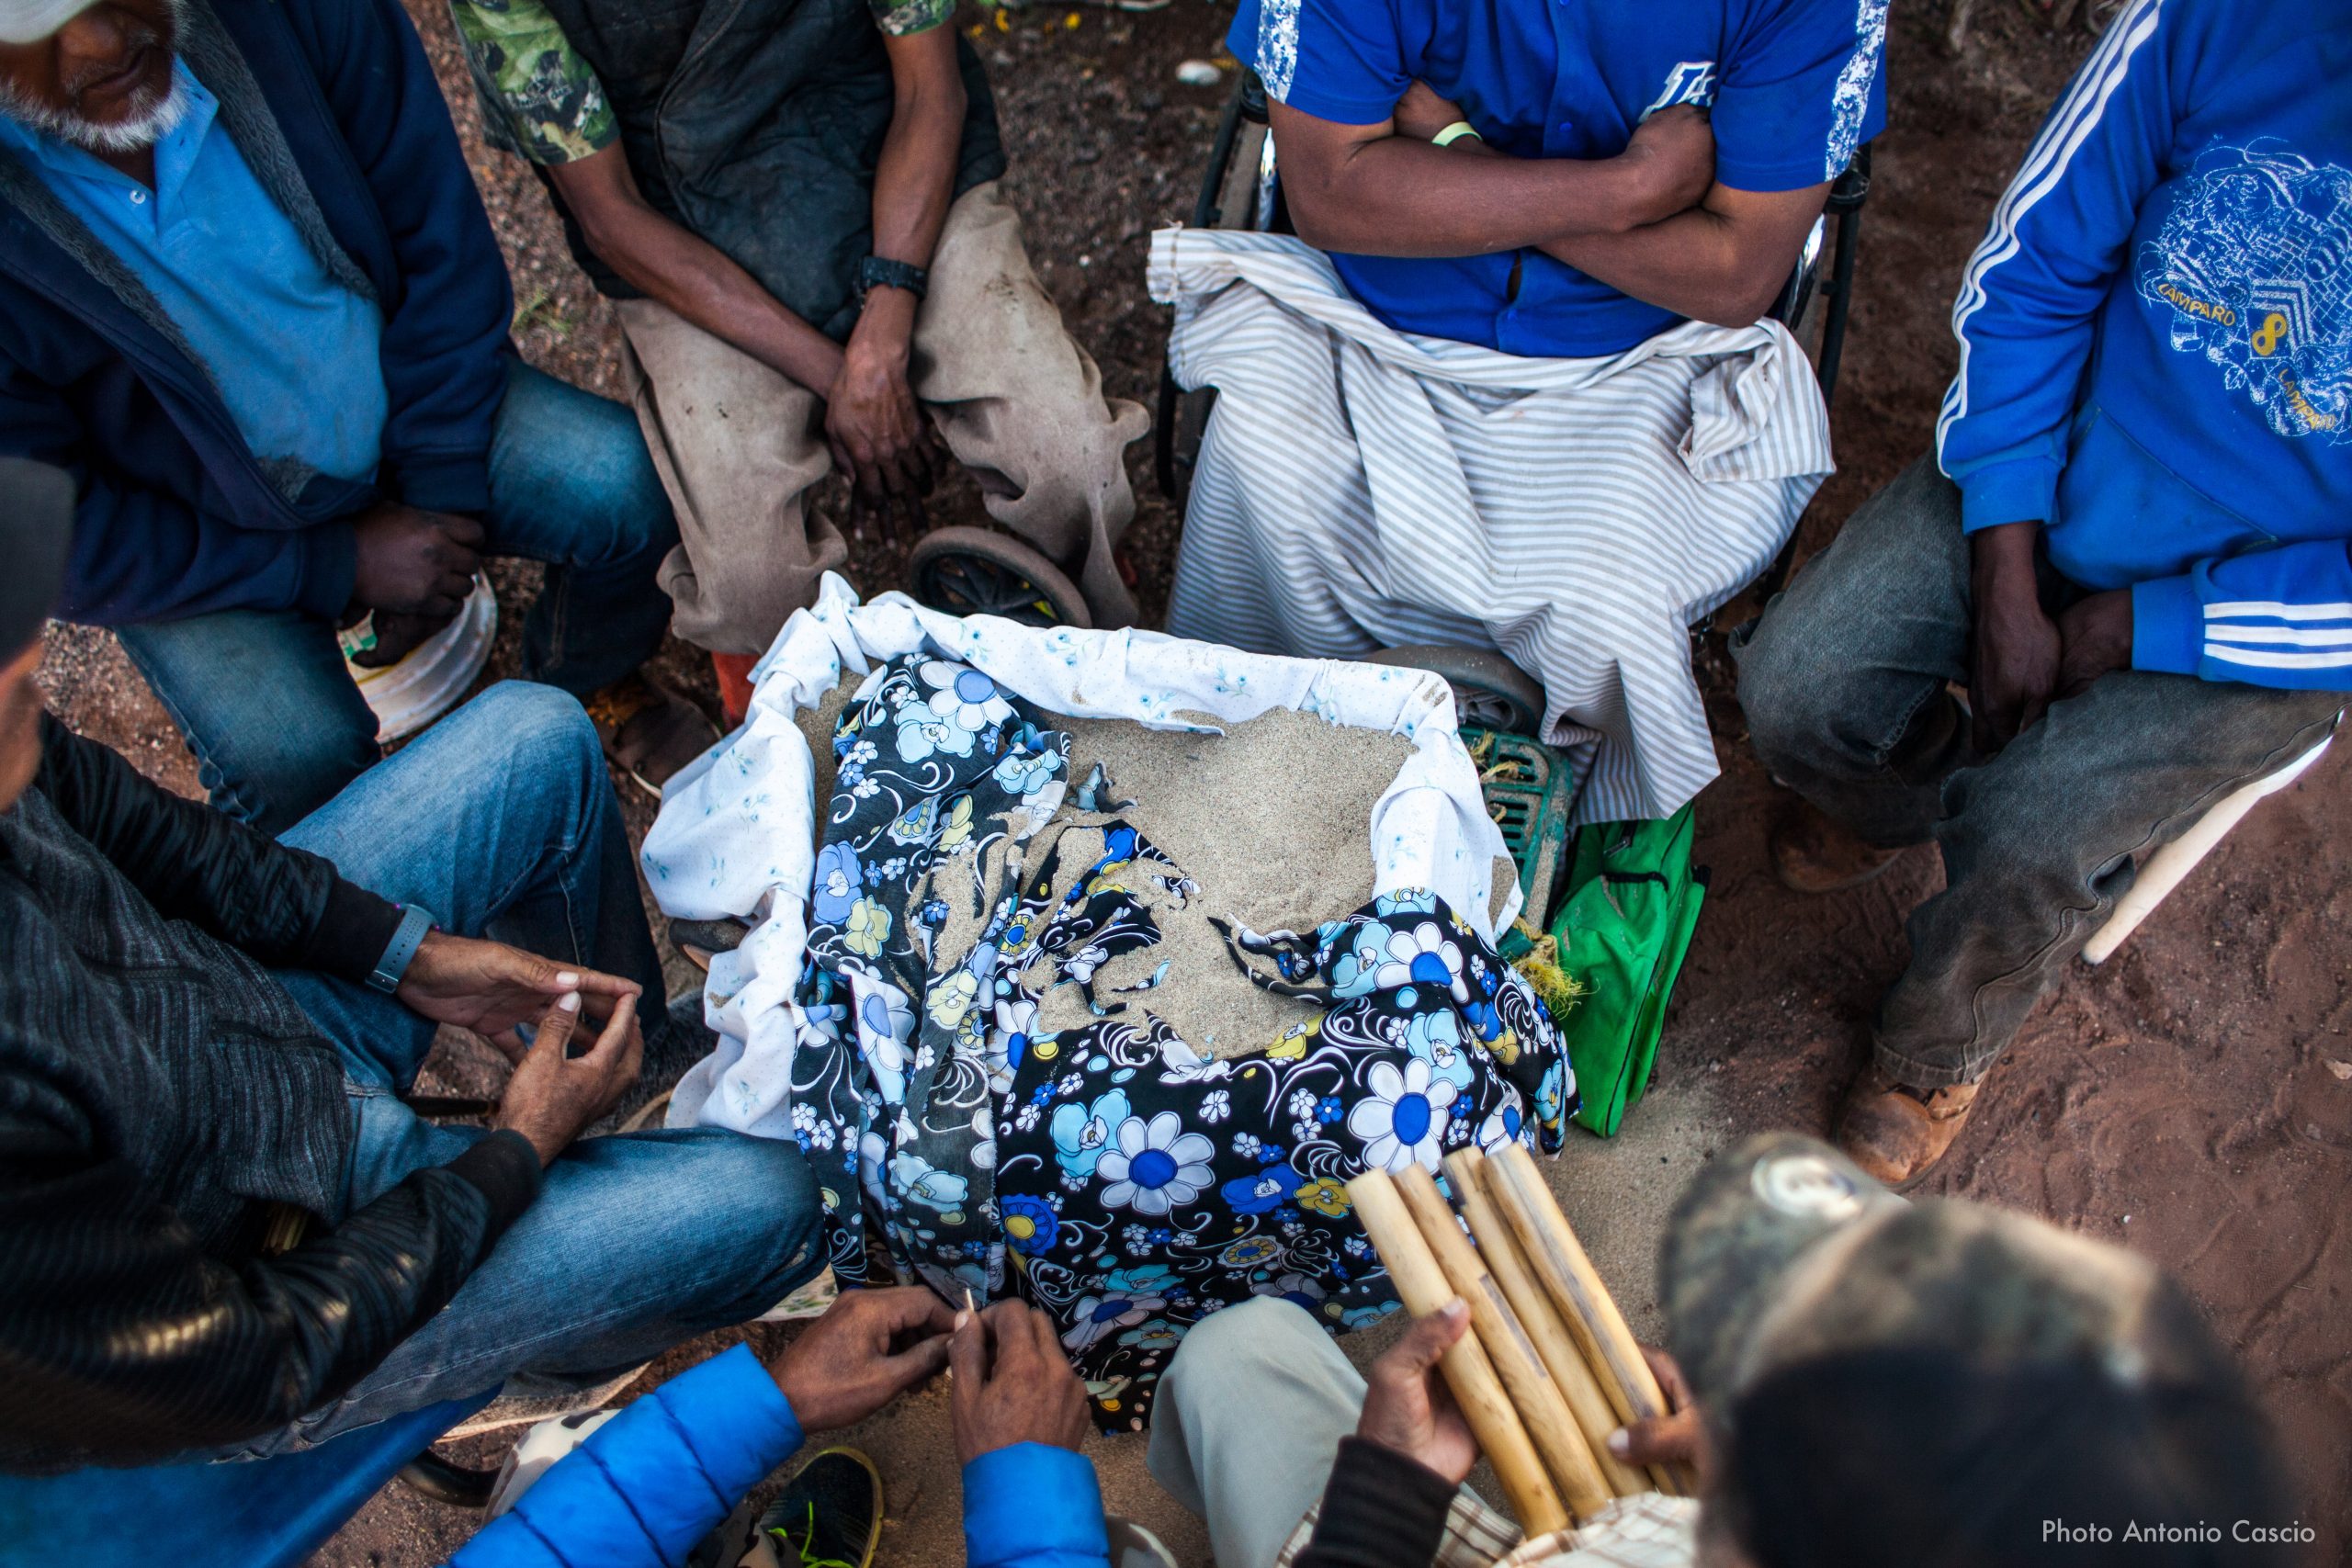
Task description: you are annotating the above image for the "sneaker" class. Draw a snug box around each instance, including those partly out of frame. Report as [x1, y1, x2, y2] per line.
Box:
[585, 671, 720, 799]
[744, 1449, 884, 1568]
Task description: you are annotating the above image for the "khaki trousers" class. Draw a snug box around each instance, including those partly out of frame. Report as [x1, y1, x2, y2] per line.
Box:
[618, 181, 1148, 653]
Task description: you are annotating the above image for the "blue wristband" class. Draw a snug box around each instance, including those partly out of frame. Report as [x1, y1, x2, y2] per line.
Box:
[369, 904, 435, 994]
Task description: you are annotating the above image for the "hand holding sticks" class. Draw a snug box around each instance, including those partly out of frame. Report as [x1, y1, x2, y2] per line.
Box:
[1347, 1145, 1687, 1534]
[1346, 1168, 1570, 1537]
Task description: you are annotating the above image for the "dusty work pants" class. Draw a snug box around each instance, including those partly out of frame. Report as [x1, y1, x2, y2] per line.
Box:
[1733, 456, 2344, 1089]
[618, 181, 1148, 653]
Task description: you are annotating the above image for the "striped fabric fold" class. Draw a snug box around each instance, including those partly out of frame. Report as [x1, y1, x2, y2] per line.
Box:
[1150, 227, 1834, 824]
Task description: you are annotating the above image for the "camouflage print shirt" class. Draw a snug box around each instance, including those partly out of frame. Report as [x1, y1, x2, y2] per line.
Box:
[446, 0, 956, 166]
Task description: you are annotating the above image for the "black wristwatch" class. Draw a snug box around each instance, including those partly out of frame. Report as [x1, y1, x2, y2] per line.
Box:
[855, 254, 930, 305]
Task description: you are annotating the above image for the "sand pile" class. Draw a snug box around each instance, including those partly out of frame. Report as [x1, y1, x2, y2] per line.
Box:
[1027, 707, 1413, 1055]
[793, 674, 1422, 1059]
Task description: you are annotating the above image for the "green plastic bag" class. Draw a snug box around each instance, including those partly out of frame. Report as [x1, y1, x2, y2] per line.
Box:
[1548, 805, 1706, 1137]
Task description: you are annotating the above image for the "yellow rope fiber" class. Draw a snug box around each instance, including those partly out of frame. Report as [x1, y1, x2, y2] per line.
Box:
[1508, 919, 1585, 1023]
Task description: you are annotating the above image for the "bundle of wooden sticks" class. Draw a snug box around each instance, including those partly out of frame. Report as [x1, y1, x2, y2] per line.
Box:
[1345, 1144, 1694, 1538]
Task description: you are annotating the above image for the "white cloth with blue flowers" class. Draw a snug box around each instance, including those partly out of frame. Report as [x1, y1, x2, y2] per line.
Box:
[1151, 225, 1836, 825]
[644, 573, 1516, 1143]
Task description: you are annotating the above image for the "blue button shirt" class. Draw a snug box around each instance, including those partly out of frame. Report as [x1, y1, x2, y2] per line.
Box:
[1229, 0, 1890, 357]
[0, 62, 389, 482]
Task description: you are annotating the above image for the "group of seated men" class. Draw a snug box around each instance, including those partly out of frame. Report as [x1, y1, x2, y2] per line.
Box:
[0, 0, 2346, 1560]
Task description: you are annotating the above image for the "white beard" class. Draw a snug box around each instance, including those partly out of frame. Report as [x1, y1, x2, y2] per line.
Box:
[0, 0, 189, 153]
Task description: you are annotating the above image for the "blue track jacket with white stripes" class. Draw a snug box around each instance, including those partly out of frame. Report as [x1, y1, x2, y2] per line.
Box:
[1935, 0, 2352, 690]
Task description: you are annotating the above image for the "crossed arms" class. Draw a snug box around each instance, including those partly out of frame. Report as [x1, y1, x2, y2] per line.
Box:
[1269, 87, 1832, 329]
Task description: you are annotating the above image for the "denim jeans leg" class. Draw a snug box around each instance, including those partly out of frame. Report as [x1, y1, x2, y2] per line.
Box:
[277, 678, 664, 1011]
[115, 606, 381, 834]
[1731, 456, 1977, 849]
[256, 1123, 823, 1453]
[1876, 673, 2345, 1088]
[484, 358, 681, 698]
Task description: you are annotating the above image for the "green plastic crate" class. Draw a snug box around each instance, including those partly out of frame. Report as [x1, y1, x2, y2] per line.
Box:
[1464, 727, 1577, 949]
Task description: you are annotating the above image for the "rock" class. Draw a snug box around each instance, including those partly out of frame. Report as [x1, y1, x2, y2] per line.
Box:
[1175, 59, 1223, 86]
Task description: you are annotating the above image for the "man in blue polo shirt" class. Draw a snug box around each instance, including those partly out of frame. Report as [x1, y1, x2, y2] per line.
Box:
[1227, 0, 1887, 357]
[0, 0, 711, 833]
[1736, 0, 2352, 1184]
[1159, 0, 1887, 823]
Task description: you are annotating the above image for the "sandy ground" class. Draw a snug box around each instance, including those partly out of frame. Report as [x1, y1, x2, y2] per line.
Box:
[28, 2, 2350, 1563]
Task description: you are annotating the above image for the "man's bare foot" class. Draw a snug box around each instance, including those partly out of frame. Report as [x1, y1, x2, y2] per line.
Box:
[1835, 1063, 1981, 1186]
[585, 671, 719, 799]
[1770, 797, 1915, 894]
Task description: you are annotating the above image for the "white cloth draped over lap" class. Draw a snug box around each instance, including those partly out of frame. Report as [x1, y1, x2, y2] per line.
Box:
[640, 574, 1519, 1141]
[1149, 226, 1837, 824]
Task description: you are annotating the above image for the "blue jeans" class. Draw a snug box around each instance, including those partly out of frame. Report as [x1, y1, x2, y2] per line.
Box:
[233, 682, 820, 1455]
[1733, 457, 2344, 1086]
[118, 360, 680, 834]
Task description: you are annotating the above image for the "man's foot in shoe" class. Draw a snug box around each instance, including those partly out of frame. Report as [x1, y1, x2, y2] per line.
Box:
[1770, 796, 1914, 894]
[585, 671, 719, 799]
[745, 1448, 884, 1568]
[1835, 1063, 1981, 1186]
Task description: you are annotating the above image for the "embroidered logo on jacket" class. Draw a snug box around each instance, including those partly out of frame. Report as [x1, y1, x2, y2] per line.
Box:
[2136, 140, 2352, 442]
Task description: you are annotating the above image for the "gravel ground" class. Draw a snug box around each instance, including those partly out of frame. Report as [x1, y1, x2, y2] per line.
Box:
[28, 4, 2350, 1564]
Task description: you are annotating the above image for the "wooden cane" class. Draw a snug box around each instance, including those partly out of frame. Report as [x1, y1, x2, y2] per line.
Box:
[1392, 1165, 1614, 1521]
[1346, 1169, 1570, 1537]
[1484, 1142, 1670, 1430]
[1445, 1150, 1662, 1497]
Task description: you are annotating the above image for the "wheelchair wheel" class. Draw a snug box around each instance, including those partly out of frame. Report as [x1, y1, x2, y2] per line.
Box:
[908, 526, 1094, 629]
[1363, 645, 1547, 736]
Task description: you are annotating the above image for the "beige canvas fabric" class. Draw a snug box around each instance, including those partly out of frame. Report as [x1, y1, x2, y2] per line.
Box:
[619, 180, 1148, 653]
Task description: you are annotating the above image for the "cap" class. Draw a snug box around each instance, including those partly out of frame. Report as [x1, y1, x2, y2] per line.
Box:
[0, 458, 74, 659]
[0, 0, 96, 44]
[1661, 1130, 2185, 1406]
[1659, 1134, 2291, 1566]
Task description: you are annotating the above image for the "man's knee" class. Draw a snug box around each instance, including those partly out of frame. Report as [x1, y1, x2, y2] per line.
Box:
[453, 681, 602, 774]
[496, 368, 679, 570]
[657, 1131, 825, 1303]
[1167, 1297, 1324, 1394]
[221, 712, 381, 831]
[1735, 597, 1848, 762]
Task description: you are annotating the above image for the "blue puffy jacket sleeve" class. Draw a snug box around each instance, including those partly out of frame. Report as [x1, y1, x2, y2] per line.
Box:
[279, 0, 514, 514]
[442, 1349, 1115, 1568]
[446, 1345, 804, 1568]
[1933, 0, 2179, 534]
[963, 1444, 1114, 1568]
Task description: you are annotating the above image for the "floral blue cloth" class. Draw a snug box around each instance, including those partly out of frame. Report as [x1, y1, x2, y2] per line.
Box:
[787, 654, 1576, 1428]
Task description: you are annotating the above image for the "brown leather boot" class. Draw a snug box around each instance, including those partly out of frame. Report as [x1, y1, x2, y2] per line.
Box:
[1835, 1064, 1982, 1186]
[1769, 797, 1914, 894]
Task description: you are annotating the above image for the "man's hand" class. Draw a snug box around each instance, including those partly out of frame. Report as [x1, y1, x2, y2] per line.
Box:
[825, 293, 937, 538]
[2055, 589, 2133, 701]
[1606, 1346, 1705, 1483]
[349, 607, 459, 670]
[1394, 81, 1467, 142]
[769, 1287, 956, 1432]
[490, 991, 643, 1165]
[1356, 1299, 1480, 1484]
[1619, 106, 1716, 226]
[397, 931, 644, 1063]
[949, 1301, 1091, 1465]
[349, 500, 483, 620]
[1969, 521, 2062, 753]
